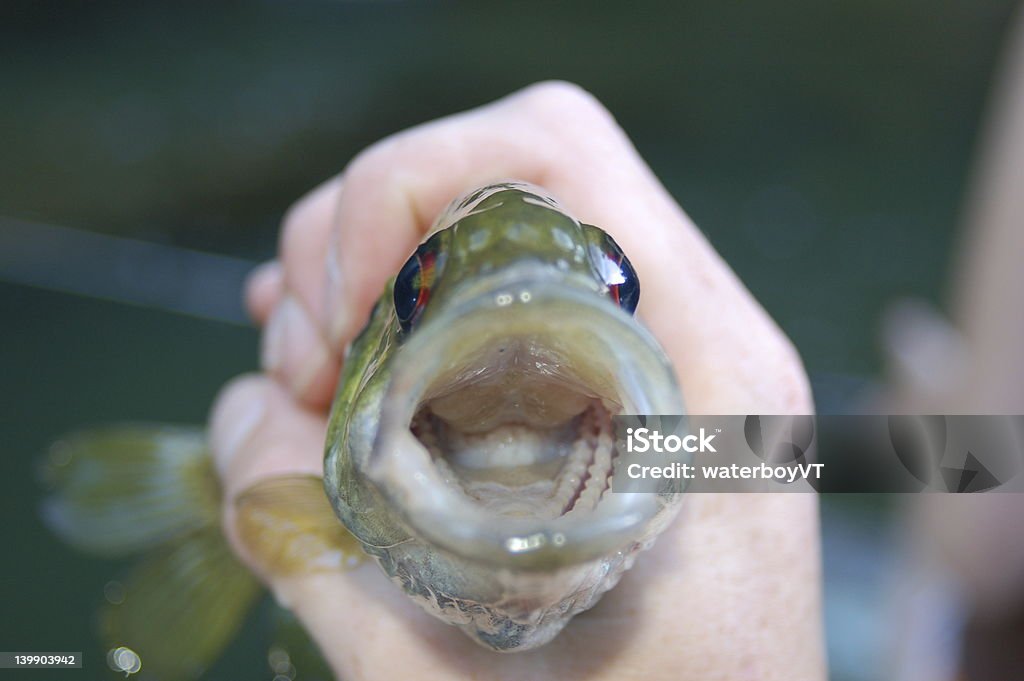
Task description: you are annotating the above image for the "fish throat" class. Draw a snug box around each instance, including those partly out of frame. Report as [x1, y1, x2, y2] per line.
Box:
[411, 364, 619, 520]
[409, 403, 614, 520]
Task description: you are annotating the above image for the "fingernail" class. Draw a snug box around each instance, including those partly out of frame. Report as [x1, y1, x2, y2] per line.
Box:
[245, 260, 282, 297]
[324, 233, 352, 349]
[261, 296, 292, 373]
[244, 260, 283, 323]
[262, 295, 332, 397]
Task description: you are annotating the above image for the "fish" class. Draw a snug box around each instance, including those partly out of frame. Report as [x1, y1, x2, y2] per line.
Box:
[41, 182, 685, 678]
[322, 182, 687, 649]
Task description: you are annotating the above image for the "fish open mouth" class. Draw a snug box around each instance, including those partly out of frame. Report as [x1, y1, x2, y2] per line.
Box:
[370, 266, 684, 564]
[409, 325, 628, 520]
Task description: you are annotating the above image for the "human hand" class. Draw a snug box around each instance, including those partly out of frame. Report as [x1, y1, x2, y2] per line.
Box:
[210, 82, 825, 680]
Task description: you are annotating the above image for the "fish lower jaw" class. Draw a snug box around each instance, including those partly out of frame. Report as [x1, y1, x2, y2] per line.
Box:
[419, 401, 617, 520]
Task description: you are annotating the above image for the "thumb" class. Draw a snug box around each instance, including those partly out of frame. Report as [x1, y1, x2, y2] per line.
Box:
[207, 374, 486, 679]
[208, 374, 363, 585]
[209, 374, 324, 501]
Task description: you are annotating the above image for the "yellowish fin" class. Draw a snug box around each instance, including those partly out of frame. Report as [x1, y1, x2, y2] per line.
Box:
[41, 427, 363, 680]
[235, 475, 365, 576]
[100, 527, 262, 681]
[41, 426, 259, 680]
[41, 425, 219, 556]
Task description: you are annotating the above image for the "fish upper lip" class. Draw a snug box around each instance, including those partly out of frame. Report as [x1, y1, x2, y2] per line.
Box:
[415, 261, 606, 326]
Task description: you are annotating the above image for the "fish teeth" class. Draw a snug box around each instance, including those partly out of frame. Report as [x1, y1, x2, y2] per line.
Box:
[414, 400, 621, 519]
[553, 475, 582, 513]
[551, 431, 595, 513]
[566, 426, 616, 515]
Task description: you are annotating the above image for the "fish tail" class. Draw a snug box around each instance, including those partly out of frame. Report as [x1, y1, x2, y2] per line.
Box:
[40, 424, 262, 681]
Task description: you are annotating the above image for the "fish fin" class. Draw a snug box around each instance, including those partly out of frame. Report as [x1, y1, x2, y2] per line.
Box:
[40, 425, 220, 557]
[101, 527, 263, 681]
[234, 474, 365, 576]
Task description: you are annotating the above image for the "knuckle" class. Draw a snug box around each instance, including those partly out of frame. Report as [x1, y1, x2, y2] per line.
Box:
[211, 373, 267, 418]
[278, 176, 343, 262]
[516, 80, 615, 128]
[280, 195, 316, 253]
[208, 373, 272, 454]
[520, 80, 598, 110]
[342, 138, 395, 190]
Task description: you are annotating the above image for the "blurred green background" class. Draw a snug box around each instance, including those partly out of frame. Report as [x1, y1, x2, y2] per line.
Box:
[1, 2, 1019, 679]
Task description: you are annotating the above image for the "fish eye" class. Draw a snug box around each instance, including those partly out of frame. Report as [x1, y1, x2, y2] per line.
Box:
[394, 234, 445, 332]
[590, 233, 640, 314]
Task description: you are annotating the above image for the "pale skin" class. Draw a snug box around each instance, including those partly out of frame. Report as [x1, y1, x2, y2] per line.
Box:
[208, 82, 826, 680]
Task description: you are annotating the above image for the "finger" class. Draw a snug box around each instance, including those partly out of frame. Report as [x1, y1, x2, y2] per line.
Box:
[208, 374, 325, 500]
[266, 83, 597, 405]
[209, 373, 357, 583]
[278, 175, 344, 330]
[260, 293, 339, 408]
[256, 176, 345, 407]
[320, 80, 640, 349]
[318, 80, 806, 412]
[244, 260, 284, 325]
[206, 374, 471, 678]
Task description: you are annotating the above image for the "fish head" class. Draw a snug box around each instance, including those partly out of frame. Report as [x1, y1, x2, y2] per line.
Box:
[325, 182, 685, 650]
[400, 182, 638, 332]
